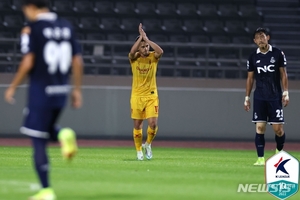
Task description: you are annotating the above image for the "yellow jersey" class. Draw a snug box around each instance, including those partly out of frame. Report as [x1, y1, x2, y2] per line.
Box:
[129, 51, 159, 97]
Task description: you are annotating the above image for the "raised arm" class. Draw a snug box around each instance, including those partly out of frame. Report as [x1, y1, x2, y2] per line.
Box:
[139, 23, 163, 59]
[129, 35, 142, 60]
[145, 40, 163, 59]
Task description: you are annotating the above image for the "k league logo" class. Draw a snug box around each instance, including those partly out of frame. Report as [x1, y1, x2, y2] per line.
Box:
[266, 151, 299, 200]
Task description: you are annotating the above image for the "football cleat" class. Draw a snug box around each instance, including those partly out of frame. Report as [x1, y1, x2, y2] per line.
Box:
[253, 157, 265, 166]
[28, 188, 56, 200]
[58, 128, 78, 160]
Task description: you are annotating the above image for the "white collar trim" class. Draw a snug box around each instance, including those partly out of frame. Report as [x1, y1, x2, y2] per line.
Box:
[37, 12, 57, 21]
[256, 45, 272, 54]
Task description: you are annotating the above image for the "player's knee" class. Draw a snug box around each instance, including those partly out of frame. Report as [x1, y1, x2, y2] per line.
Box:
[256, 125, 266, 134]
[134, 124, 142, 130]
[274, 128, 284, 136]
[148, 122, 157, 130]
[133, 120, 143, 129]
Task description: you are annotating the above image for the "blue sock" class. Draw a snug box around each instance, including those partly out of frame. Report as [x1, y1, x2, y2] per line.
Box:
[49, 125, 60, 142]
[49, 108, 62, 142]
[32, 137, 49, 188]
[255, 133, 265, 157]
[275, 133, 285, 151]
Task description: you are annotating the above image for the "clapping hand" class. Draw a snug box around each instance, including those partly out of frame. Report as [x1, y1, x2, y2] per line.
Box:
[139, 23, 148, 41]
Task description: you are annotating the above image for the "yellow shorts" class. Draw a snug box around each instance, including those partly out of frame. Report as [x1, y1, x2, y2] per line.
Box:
[130, 96, 159, 119]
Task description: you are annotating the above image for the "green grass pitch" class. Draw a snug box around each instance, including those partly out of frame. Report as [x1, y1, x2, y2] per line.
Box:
[0, 146, 299, 200]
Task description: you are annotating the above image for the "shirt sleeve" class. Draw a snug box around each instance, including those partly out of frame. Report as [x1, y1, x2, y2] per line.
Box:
[279, 50, 287, 67]
[247, 55, 254, 72]
[20, 26, 37, 55]
[70, 27, 81, 56]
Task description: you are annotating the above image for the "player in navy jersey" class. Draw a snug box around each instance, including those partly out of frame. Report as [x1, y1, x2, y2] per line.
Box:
[4, 0, 83, 199]
[244, 28, 289, 166]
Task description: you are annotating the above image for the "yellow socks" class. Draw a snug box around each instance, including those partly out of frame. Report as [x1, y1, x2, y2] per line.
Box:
[133, 128, 143, 151]
[133, 126, 158, 150]
[146, 126, 158, 144]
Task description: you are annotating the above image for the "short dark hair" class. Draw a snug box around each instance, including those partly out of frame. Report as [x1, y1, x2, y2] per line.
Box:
[22, 0, 48, 8]
[253, 27, 269, 39]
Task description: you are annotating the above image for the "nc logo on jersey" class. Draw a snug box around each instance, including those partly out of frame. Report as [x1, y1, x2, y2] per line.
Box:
[265, 151, 299, 200]
[257, 65, 275, 74]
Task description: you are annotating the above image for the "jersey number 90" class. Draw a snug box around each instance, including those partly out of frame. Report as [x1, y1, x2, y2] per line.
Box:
[44, 41, 72, 75]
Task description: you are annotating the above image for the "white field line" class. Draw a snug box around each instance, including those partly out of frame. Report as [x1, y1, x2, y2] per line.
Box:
[0, 180, 40, 193]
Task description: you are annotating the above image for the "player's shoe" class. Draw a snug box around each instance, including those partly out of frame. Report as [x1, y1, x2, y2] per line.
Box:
[142, 143, 153, 160]
[28, 188, 56, 200]
[58, 128, 78, 160]
[137, 150, 144, 161]
[253, 157, 265, 166]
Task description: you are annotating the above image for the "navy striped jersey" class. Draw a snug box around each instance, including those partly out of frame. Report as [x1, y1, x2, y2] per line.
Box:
[247, 45, 287, 101]
[20, 12, 81, 108]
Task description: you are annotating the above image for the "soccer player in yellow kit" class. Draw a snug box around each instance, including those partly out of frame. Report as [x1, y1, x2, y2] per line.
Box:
[129, 23, 163, 160]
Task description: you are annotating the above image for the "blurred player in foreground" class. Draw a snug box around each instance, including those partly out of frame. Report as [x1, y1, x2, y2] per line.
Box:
[128, 23, 163, 160]
[4, 0, 83, 199]
[244, 27, 289, 166]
